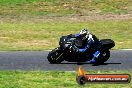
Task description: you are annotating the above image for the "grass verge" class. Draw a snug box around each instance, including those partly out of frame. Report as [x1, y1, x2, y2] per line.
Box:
[0, 0, 131, 16]
[0, 19, 131, 50]
[0, 70, 131, 88]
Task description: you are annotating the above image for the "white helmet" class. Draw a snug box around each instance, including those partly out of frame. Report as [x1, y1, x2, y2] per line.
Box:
[79, 28, 90, 35]
[79, 28, 90, 40]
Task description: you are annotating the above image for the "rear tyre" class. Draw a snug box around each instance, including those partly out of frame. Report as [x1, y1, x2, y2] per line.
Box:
[47, 47, 64, 64]
[96, 50, 110, 64]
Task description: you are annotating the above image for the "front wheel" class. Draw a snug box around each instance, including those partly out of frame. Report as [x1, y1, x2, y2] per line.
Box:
[47, 47, 64, 64]
[96, 50, 110, 64]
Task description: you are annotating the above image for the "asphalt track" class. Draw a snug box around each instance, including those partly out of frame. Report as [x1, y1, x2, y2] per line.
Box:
[0, 50, 132, 71]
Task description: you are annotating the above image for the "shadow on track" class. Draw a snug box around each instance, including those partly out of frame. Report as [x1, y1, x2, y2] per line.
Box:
[50, 62, 121, 66]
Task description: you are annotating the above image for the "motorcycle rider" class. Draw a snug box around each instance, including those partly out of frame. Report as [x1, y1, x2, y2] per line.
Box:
[68, 29, 102, 64]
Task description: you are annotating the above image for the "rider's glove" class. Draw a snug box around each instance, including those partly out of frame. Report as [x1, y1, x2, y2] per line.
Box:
[68, 45, 72, 50]
[68, 45, 77, 53]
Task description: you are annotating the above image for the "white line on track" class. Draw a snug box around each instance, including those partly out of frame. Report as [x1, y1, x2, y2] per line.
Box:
[119, 49, 132, 50]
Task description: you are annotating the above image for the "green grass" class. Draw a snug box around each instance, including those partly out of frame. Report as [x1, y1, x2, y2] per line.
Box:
[0, 19, 131, 50]
[0, 70, 131, 88]
[0, 0, 131, 16]
[0, 0, 131, 50]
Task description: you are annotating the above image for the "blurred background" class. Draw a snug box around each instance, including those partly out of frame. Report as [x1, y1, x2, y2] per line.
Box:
[0, 0, 131, 50]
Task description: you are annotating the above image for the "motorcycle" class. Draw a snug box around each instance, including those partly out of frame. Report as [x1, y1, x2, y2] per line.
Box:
[47, 34, 115, 64]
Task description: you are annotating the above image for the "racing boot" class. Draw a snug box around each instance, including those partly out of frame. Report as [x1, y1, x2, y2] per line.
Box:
[90, 51, 101, 64]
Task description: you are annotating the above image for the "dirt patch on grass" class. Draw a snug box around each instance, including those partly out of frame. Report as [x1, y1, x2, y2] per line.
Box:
[38, 14, 132, 22]
[0, 14, 131, 23]
[62, 14, 132, 22]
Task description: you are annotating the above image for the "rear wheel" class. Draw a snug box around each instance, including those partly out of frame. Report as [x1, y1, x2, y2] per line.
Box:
[96, 50, 110, 64]
[47, 47, 64, 64]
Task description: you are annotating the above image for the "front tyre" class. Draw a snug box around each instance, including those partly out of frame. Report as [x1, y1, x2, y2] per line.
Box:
[47, 47, 64, 64]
